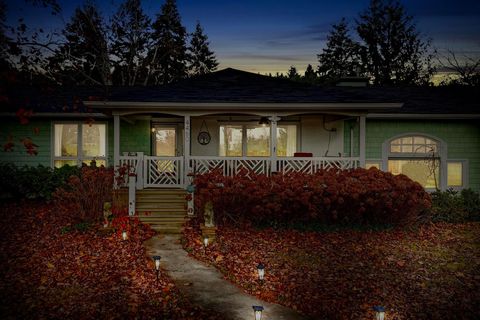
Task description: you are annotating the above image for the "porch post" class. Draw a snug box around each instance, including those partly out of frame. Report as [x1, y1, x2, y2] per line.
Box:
[270, 115, 278, 173]
[359, 115, 366, 168]
[113, 114, 120, 167]
[184, 115, 191, 186]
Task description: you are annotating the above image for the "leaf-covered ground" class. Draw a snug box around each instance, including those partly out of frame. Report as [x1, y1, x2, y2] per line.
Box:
[0, 202, 222, 319]
[183, 221, 480, 319]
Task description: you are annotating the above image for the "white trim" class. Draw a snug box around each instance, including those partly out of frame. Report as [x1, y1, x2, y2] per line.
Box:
[367, 113, 480, 119]
[84, 101, 403, 111]
[359, 115, 366, 168]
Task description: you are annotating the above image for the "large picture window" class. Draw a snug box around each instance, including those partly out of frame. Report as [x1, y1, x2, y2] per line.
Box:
[386, 135, 440, 189]
[54, 123, 107, 168]
[219, 124, 297, 157]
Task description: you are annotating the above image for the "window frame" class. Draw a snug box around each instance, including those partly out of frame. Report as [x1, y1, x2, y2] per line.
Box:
[51, 121, 108, 168]
[382, 133, 448, 191]
[447, 159, 469, 190]
[218, 122, 299, 157]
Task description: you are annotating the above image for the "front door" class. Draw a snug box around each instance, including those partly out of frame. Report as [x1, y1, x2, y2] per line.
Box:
[145, 125, 184, 188]
[153, 125, 183, 157]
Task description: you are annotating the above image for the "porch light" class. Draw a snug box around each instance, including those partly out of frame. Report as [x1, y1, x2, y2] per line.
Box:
[151, 128, 156, 133]
[252, 305, 264, 320]
[257, 263, 265, 281]
[258, 117, 270, 127]
[122, 230, 128, 241]
[373, 306, 385, 320]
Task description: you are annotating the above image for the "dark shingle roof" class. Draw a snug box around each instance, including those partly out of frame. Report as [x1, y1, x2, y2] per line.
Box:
[2, 68, 479, 114]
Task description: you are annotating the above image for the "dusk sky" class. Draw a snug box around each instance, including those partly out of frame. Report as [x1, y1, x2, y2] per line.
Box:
[5, 0, 480, 75]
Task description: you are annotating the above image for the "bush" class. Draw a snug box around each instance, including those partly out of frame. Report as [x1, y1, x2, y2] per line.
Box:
[431, 188, 480, 222]
[0, 163, 80, 201]
[193, 168, 432, 228]
[53, 165, 114, 223]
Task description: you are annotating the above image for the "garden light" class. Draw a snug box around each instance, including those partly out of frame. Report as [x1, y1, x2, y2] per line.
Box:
[252, 305, 264, 320]
[373, 306, 385, 320]
[153, 256, 161, 271]
[122, 230, 128, 241]
[203, 235, 209, 248]
[257, 263, 265, 281]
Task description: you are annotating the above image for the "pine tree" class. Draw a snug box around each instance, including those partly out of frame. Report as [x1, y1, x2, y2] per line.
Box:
[357, 0, 434, 85]
[147, 0, 188, 85]
[110, 0, 151, 86]
[303, 64, 317, 83]
[317, 18, 363, 81]
[287, 66, 300, 80]
[50, 2, 111, 85]
[188, 22, 218, 75]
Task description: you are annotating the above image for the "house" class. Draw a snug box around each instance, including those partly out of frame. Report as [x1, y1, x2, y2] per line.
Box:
[1, 68, 479, 228]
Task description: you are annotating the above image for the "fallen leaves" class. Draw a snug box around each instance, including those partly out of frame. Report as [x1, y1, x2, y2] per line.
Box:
[0, 202, 223, 319]
[183, 220, 480, 319]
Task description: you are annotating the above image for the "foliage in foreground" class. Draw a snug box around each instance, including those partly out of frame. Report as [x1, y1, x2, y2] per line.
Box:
[0, 163, 80, 201]
[183, 219, 480, 319]
[194, 168, 431, 228]
[431, 188, 480, 222]
[53, 165, 114, 223]
[0, 202, 222, 319]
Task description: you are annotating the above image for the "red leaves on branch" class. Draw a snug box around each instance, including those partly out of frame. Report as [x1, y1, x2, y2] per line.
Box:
[3, 134, 14, 152]
[183, 220, 480, 319]
[15, 108, 33, 124]
[21, 137, 39, 155]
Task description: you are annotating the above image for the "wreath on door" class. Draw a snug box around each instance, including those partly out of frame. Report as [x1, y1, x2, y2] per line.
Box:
[197, 120, 211, 145]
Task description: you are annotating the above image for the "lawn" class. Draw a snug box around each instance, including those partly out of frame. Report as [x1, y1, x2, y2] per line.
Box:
[0, 202, 221, 320]
[183, 221, 480, 319]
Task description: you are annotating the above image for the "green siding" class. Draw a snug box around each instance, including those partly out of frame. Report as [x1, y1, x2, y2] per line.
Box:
[107, 119, 151, 164]
[364, 119, 480, 191]
[0, 119, 51, 166]
[343, 119, 360, 157]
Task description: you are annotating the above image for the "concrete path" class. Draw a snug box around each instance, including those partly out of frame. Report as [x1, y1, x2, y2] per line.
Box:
[144, 234, 305, 320]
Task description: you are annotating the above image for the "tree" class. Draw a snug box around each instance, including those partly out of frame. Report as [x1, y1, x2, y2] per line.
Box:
[50, 2, 111, 85]
[438, 50, 480, 86]
[188, 22, 218, 76]
[317, 18, 363, 81]
[110, 0, 151, 86]
[287, 66, 300, 80]
[147, 0, 188, 85]
[356, 0, 434, 85]
[303, 64, 317, 83]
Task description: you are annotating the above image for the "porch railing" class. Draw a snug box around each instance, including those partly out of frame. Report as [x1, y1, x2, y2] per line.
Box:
[144, 156, 184, 188]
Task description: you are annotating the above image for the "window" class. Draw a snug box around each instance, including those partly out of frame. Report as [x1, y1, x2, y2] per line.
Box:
[219, 124, 297, 157]
[54, 123, 107, 168]
[447, 161, 466, 188]
[386, 135, 440, 189]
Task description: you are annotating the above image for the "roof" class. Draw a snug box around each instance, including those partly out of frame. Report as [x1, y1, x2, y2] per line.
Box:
[1, 68, 479, 115]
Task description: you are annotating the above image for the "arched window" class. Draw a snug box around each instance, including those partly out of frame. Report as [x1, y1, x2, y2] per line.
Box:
[386, 135, 440, 189]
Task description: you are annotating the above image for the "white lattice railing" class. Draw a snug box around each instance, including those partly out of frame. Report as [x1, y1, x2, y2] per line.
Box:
[118, 155, 143, 188]
[190, 156, 359, 177]
[144, 156, 184, 187]
[277, 157, 360, 174]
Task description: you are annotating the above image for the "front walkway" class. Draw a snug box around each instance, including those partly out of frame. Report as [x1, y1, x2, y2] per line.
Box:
[144, 235, 305, 320]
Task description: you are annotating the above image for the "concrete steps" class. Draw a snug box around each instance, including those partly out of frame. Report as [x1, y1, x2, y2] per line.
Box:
[136, 188, 188, 234]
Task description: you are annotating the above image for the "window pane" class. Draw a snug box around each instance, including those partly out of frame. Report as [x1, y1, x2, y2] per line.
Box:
[447, 162, 463, 187]
[82, 124, 106, 157]
[390, 145, 401, 153]
[54, 124, 78, 157]
[155, 127, 176, 156]
[219, 126, 243, 156]
[247, 126, 270, 156]
[388, 159, 440, 189]
[54, 160, 78, 168]
[82, 159, 106, 167]
[277, 125, 297, 156]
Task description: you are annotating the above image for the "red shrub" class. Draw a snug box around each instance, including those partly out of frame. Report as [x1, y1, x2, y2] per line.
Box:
[193, 168, 431, 227]
[53, 165, 114, 223]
